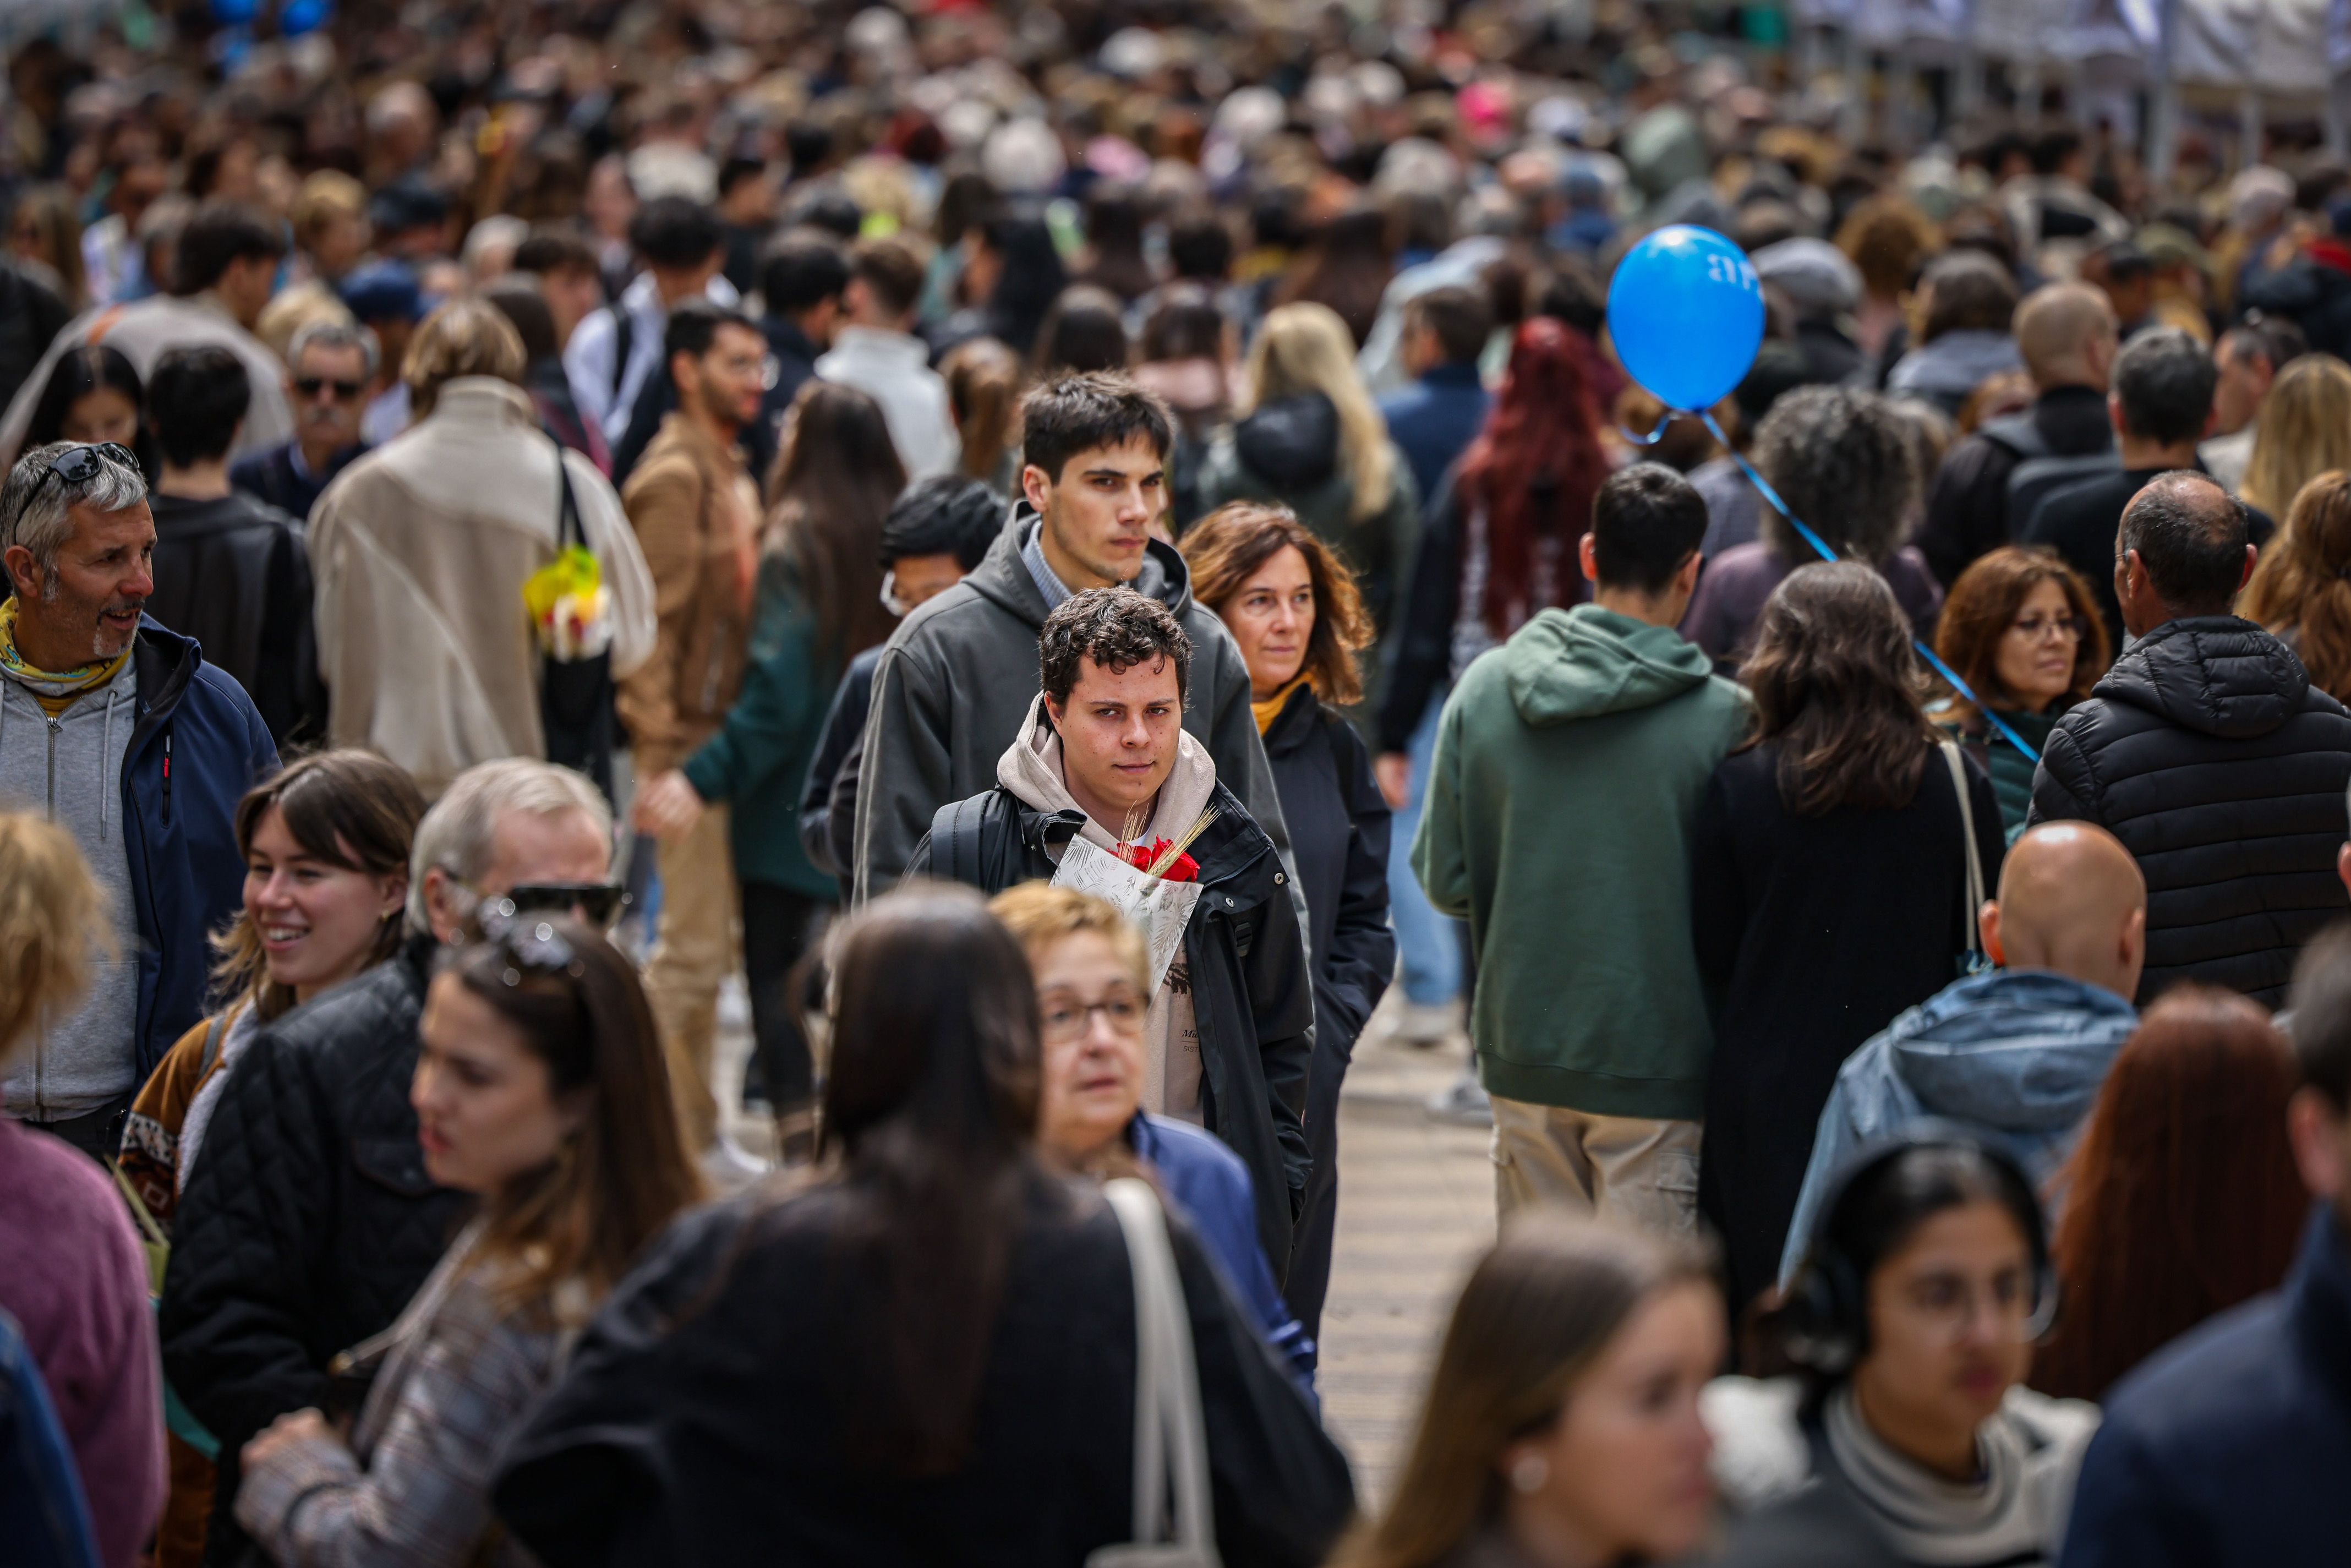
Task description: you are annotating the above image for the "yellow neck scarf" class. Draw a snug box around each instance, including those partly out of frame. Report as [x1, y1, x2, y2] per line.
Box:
[0, 597, 132, 717]
[1251, 675, 1313, 736]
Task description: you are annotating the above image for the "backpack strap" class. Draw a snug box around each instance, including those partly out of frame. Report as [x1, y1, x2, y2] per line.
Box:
[927, 794, 993, 889]
[196, 1012, 226, 1079]
[608, 303, 633, 400]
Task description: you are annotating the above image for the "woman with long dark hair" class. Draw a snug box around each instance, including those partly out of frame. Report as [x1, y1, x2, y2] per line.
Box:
[1710, 1131, 2098, 1567]
[1932, 545, 2112, 838]
[1330, 1218, 1723, 1568]
[1374, 315, 1612, 768]
[2031, 987, 2308, 1402]
[233, 919, 702, 1566]
[2241, 468, 2351, 706]
[24, 342, 160, 482]
[634, 381, 906, 1153]
[490, 887, 1353, 1563]
[933, 211, 1068, 358]
[1691, 563, 2006, 1320]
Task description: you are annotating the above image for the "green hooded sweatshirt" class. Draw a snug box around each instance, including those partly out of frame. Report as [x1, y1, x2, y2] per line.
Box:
[1413, 604, 1750, 1120]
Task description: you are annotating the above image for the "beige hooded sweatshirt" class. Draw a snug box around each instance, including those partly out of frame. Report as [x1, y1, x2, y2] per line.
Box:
[996, 694, 1220, 1120]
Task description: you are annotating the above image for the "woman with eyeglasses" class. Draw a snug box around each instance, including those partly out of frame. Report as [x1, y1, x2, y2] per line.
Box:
[988, 881, 1315, 1390]
[489, 886, 1353, 1564]
[1931, 547, 2112, 842]
[632, 379, 904, 1157]
[231, 916, 703, 1567]
[1707, 1129, 2099, 1568]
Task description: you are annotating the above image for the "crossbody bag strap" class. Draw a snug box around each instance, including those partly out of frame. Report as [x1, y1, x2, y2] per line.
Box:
[1940, 740, 1986, 964]
[551, 437, 583, 550]
[1094, 1178, 1219, 1564]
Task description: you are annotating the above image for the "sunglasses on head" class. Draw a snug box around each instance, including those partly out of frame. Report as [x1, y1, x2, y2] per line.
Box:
[10, 442, 138, 526]
[295, 376, 368, 401]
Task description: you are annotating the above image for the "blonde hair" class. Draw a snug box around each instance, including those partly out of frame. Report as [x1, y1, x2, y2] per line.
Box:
[987, 882, 1149, 993]
[1244, 302, 1397, 522]
[402, 296, 526, 419]
[291, 170, 367, 245]
[255, 281, 357, 364]
[2242, 354, 2351, 518]
[0, 814, 106, 1064]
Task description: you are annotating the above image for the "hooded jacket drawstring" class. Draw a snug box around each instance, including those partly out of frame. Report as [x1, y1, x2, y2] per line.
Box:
[99, 685, 121, 842]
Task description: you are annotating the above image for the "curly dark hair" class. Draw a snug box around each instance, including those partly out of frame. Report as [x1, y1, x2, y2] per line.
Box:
[1752, 386, 1920, 569]
[1038, 587, 1192, 708]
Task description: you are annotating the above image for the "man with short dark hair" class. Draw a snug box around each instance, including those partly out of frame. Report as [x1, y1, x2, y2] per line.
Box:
[228, 319, 376, 521]
[816, 234, 957, 477]
[618, 299, 768, 1168]
[2020, 326, 2271, 648]
[512, 226, 606, 353]
[714, 156, 778, 297]
[2058, 924, 2351, 1567]
[1377, 283, 1493, 512]
[909, 586, 1315, 1280]
[2201, 314, 2308, 493]
[0, 439, 276, 1157]
[1415, 462, 1748, 1232]
[799, 473, 1005, 890]
[853, 371, 1291, 902]
[2030, 471, 2351, 1006]
[144, 346, 325, 747]
[562, 194, 735, 445]
[757, 231, 849, 427]
[0, 199, 293, 466]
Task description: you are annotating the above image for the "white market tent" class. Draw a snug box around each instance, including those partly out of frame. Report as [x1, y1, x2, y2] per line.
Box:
[1789, 0, 2351, 172]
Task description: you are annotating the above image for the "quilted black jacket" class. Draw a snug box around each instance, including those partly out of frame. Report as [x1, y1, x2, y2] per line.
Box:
[2029, 616, 2351, 1007]
[159, 936, 467, 1565]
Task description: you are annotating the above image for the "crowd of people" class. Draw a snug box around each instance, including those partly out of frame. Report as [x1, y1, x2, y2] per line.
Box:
[7, 1, 2351, 1565]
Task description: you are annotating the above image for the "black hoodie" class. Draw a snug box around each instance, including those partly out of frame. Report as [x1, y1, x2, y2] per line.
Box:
[2030, 616, 2351, 1005]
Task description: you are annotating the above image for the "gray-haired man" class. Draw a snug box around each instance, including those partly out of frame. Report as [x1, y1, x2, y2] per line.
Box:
[229, 318, 379, 520]
[0, 439, 276, 1158]
[161, 757, 619, 1565]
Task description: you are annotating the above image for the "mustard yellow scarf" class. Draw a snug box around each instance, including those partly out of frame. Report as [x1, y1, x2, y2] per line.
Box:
[0, 597, 131, 717]
[1251, 675, 1313, 736]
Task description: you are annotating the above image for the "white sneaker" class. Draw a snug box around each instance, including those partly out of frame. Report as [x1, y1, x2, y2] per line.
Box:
[1426, 1070, 1491, 1127]
[700, 1133, 770, 1192]
[1390, 999, 1459, 1048]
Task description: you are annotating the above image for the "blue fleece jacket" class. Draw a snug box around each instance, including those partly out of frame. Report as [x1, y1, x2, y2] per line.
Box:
[1780, 969, 2137, 1284]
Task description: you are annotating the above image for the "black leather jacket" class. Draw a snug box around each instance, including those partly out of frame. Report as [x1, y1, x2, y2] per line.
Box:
[160, 937, 467, 1565]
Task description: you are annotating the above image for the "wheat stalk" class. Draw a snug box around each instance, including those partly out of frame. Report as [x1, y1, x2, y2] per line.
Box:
[1144, 807, 1218, 879]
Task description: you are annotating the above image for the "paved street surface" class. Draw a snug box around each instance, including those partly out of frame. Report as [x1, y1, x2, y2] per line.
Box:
[1316, 1013, 1494, 1507]
[714, 976, 1495, 1509]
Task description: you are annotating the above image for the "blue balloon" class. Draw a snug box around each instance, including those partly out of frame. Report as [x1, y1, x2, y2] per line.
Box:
[1605, 225, 1764, 412]
[281, 0, 330, 34]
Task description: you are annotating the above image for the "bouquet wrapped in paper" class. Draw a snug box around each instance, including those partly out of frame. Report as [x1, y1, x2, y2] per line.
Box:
[1048, 811, 1215, 995]
[522, 545, 615, 662]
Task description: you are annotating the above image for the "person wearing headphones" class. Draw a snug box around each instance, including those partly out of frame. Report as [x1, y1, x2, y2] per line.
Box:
[1704, 1126, 2101, 1568]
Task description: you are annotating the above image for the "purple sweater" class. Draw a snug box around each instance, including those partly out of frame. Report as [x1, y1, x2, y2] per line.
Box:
[0, 1118, 165, 1568]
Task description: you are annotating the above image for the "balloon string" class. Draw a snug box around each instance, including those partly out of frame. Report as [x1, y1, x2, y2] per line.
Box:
[1619, 409, 2038, 764]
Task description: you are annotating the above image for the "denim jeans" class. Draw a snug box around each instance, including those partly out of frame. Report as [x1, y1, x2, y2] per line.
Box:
[1387, 691, 1464, 1006]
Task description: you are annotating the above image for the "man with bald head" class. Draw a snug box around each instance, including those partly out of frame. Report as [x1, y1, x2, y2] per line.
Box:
[1919, 281, 2119, 587]
[1777, 822, 2146, 1283]
[2031, 471, 2351, 1006]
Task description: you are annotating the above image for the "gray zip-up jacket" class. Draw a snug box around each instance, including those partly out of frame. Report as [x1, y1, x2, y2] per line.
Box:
[852, 507, 1293, 904]
[0, 659, 140, 1120]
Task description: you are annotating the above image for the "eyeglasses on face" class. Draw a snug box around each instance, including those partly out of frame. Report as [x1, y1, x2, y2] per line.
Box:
[2008, 613, 2087, 642]
[1040, 988, 1149, 1044]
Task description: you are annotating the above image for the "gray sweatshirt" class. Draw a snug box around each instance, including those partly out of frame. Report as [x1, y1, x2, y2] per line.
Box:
[0, 659, 140, 1121]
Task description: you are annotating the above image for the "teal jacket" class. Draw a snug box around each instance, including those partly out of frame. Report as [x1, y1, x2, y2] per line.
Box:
[682, 553, 841, 900]
[1414, 604, 1750, 1120]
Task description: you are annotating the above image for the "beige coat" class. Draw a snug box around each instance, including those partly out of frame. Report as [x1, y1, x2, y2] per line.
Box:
[309, 377, 656, 797]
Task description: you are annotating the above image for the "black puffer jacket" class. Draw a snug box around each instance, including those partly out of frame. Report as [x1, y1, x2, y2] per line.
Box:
[159, 936, 467, 1565]
[910, 782, 1316, 1279]
[2029, 617, 2351, 1006]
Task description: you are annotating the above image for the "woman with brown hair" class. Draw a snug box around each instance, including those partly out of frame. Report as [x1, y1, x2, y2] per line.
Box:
[1932, 545, 2112, 838]
[2240, 469, 2351, 705]
[2031, 987, 2308, 1403]
[938, 335, 1021, 494]
[232, 917, 702, 1566]
[1691, 562, 2007, 1320]
[1182, 500, 1392, 1343]
[2237, 354, 2351, 520]
[635, 379, 905, 1150]
[1330, 1217, 1723, 1568]
[489, 887, 1352, 1562]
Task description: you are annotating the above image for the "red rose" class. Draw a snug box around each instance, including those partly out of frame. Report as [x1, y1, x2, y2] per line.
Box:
[1113, 839, 1200, 883]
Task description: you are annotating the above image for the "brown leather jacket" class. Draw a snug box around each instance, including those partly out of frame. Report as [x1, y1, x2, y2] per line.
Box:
[617, 412, 758, 772]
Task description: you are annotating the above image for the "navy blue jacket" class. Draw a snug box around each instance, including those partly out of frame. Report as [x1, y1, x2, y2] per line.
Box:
[124, 616, 280, 1083]
[2060, 1204, 2351, 1568]
[1377, 362, 1489, 518]
[0, 1307, 99, 1568]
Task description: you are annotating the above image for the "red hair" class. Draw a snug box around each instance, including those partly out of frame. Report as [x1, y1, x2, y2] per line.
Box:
[1454, 317, 1611, 638]
[2031, 987, 2307, 1402]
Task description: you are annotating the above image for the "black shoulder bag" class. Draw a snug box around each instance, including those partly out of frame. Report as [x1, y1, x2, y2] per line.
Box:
[539, 439, 618, 801]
